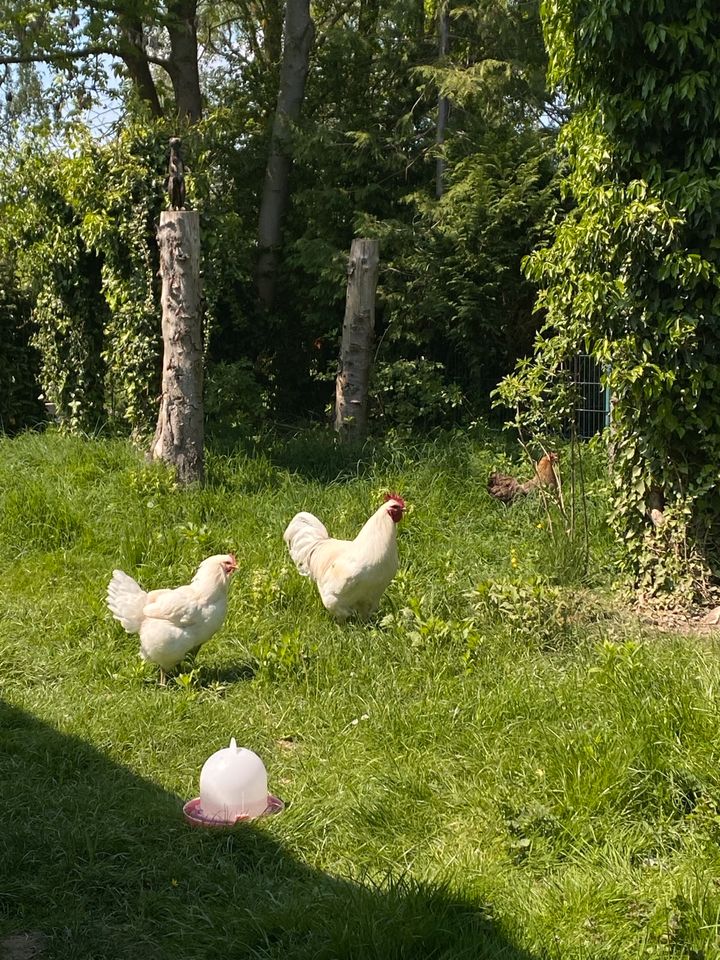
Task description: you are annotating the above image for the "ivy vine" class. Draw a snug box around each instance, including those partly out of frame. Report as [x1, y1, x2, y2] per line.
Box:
[496, 0, 720, 597]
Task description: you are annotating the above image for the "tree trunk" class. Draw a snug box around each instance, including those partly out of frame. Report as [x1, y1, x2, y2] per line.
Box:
[262, 0, 284, 65]
[149, 210, 204, 484]
[119, 14, 163, 117]
[165, 0, 203, 123]
[334, 238, 380, 444]
[256, 0, 315, 310]
[435, 2, 450, 199]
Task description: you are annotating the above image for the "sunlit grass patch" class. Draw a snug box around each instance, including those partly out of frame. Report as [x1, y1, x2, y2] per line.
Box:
[1, 428, 719, 959]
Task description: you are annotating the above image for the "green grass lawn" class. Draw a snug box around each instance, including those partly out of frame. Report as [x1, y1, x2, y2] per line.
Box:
[1, 427, 719, 959]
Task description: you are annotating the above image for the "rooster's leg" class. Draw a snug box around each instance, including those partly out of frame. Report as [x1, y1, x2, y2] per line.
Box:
[159, 668, 167, 686]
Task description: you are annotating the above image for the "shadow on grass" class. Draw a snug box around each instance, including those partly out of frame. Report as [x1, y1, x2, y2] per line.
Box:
[205, 424, 515, 494]
[206, 431, 392, 488]
[0, 700, 540, 960]
[192, 662, 258, 686]
[265, 435, 377, 485]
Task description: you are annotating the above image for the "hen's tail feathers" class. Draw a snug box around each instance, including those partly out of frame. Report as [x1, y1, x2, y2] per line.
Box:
[283, 512, 329, 577]
[107, 569, 147, 633]
[487, 472, 522, 504]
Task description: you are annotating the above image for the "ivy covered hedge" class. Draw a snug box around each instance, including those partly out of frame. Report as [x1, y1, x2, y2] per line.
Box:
[0, 125, 163, 434]
[498, 0, 720, 594]
[0, 117, 267, 437]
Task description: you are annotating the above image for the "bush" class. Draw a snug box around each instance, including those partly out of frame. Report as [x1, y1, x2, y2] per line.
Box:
[0, 257, 44, 433]
[204, 360, 270, 441]
[370, 358, 464, 433]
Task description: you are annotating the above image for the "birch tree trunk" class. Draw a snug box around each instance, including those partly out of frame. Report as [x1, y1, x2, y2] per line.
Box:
[149, 210, 204, 484]
[256, 0, 315, 310]
[334, 238, 380, 443]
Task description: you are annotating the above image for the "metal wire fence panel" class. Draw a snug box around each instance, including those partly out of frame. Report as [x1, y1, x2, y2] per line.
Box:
[569, 353, 610, 439]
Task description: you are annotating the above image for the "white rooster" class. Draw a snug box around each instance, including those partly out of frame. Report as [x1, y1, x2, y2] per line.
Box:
[107, 554, 238, 681]
[284, 493, 406, 621]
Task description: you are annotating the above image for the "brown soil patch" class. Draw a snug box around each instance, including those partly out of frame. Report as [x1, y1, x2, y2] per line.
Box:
[634, 602, 720, 636]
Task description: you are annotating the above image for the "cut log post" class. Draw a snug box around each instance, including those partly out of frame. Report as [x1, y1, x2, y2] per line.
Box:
[148, 209, 204, 484]
[334, 238, 380, 443]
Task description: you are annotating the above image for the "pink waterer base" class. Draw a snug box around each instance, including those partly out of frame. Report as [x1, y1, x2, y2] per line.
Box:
[183, 795, 284, 827]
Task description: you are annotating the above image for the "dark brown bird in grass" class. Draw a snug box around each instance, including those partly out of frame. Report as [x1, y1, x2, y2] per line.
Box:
[487, 452, 559, 504]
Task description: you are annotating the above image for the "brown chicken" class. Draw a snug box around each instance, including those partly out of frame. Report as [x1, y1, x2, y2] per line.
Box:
[487, 452, 559, 504]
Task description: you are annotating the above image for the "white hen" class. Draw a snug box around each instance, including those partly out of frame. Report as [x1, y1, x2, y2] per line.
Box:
[107, 554, 238, 680]
[284, 494, 406, 621]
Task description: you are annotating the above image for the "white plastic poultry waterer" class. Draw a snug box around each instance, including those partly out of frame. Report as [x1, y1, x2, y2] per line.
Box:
[183, 738, 284, 827]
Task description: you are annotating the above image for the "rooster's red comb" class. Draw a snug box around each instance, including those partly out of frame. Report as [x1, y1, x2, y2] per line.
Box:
[383, 492, 406, 509]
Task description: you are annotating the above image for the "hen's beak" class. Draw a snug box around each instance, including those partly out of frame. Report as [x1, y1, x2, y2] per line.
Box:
[224, 555, 238, 575]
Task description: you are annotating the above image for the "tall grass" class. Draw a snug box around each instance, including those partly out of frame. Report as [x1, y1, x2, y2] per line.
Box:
[1, 427, 719, 959]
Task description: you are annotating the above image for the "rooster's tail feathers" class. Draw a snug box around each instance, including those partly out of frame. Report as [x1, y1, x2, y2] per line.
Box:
[283, 512, 329, 577]
[107, 569, 147, 633]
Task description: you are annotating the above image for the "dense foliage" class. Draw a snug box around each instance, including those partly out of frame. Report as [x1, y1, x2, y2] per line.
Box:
[497, 0, 720, 594]
[367, 129, 557, 421]
[0, 255, 44, 432]
[0, 127, 164, 433]
[0, 0, 558, 435]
